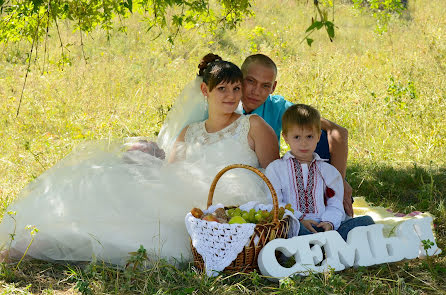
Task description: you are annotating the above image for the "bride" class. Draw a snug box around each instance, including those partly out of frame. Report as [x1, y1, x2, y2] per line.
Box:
[0, 54, 279, 266]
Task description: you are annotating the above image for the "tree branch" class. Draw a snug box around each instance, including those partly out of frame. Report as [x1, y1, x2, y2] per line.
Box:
[16, 14, 41, 117]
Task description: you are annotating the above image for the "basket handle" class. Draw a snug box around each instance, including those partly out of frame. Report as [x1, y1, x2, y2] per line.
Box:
[207, 164, 280, 223]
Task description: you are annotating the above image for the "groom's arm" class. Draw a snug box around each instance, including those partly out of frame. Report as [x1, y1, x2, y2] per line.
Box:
[320, 118, 353, 217]
[320, 118, 348, 177]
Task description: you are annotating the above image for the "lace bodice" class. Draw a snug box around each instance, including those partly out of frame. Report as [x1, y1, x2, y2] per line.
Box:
[184, 115, 259, 167]
[184, 115, 248, 145]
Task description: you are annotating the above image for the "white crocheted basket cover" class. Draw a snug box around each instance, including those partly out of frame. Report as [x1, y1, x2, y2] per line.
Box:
[185, 213, 256, 276]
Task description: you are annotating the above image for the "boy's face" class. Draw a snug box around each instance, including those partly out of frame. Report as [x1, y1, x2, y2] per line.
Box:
[283, 125, 321, 163]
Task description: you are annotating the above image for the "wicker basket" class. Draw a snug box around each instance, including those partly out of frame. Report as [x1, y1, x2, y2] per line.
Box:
[190, 164, 290, 274]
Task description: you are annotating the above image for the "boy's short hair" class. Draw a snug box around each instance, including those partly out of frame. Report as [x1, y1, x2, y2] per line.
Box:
[282, 104, 321, 135]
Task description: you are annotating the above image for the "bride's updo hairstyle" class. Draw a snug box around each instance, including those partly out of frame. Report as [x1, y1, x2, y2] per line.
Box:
[198, 53, 243, 92]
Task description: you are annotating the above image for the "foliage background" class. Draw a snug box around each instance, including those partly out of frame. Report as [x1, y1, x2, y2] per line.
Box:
[0, 0, 445, 293]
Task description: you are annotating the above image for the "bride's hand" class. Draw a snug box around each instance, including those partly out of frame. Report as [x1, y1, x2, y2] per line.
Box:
[127, 140, 166, 159]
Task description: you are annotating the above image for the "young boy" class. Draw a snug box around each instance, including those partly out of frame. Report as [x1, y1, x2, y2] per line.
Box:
[265, 104, 373, 240]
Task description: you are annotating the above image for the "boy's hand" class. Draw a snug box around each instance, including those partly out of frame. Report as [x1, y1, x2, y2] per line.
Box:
[301, 219, 318, 233]
[317, 222, 334, 231]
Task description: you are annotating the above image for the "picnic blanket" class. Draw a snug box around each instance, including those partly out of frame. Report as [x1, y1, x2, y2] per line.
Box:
[352, 197, 433, 237]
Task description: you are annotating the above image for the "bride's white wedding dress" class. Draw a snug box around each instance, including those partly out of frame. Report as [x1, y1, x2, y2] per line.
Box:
[0, 115, 268, 266]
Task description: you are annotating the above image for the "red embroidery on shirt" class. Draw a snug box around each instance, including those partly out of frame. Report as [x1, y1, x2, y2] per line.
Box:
[291, 158, 316, 213]
[324, 187, 335, 206]
[288, 160, 299, 211]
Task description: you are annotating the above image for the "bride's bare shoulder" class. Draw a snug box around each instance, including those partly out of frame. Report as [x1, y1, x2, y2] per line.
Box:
[246, 114, 279, 168]
[247, 114, 268, 129]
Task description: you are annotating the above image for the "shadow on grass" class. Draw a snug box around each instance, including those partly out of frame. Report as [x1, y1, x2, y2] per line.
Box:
[347, 162, 445, 211]
[0, 260, 78, 294]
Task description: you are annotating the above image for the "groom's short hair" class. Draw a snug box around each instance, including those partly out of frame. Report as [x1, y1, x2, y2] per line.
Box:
[241, 54, 277, 78]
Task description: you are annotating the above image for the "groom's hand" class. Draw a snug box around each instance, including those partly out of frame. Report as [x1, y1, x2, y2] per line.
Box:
[343, 180, 353, 217]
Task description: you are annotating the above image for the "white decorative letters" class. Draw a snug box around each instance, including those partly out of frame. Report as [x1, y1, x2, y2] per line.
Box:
[258, 217, 441, 281]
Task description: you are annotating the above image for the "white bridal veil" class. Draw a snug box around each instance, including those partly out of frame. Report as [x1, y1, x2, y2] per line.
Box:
[157, 76, 208, 158]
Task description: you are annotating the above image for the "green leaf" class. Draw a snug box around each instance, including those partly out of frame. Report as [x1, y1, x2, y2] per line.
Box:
[305, 20, 323, 33]
[123, 0, 133, 13]
[31, 0, 44, 12]
[326, 21, 335, 39]
[173, 15, 183, 26]
[306, 37, 313, 46]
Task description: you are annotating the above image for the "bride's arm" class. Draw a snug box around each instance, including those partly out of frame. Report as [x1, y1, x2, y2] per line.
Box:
[248, 115, 280, 169]
[168, 126, 189, 163]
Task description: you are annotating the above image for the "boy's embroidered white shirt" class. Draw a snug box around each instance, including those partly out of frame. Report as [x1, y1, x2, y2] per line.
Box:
[265, 152, 345, 236]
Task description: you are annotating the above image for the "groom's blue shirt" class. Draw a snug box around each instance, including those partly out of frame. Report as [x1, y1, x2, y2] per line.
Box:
[244, 94, 331, 162]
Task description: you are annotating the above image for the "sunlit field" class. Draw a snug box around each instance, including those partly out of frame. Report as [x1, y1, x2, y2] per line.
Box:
[0, 0, 445, 293]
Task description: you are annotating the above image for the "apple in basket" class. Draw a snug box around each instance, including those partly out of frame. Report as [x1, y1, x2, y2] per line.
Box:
[202, 214, 220, 223]
[190, 207, 204, 219]
[228, 216, 247, 224]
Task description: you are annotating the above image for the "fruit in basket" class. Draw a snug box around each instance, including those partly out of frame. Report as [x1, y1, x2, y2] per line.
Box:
[261, 210, 270, 218]
[245, 211, 256, 223]
[214, 208, 228, 219]
[228, 216, 247, 224]
[257, 210, 272, 224]
[285, 203, 295, 214]
[242, 211, 250, 222]
[248, 209, 256, 221]
[278, 207, 285, 220]
[190, 207, 204, 219]
[266, 214, 273, 223]
[226, 208, 235, 217]
[208, 205, 291, 224]
[233, 208, 242, 217]
[202, 214, 219, 223]
[254, 212, 263, 223]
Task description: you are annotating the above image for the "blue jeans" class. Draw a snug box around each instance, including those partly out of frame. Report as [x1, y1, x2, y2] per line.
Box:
[298, 215, 374, 240]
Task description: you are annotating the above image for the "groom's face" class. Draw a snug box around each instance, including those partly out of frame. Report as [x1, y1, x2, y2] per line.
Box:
[242, 63, 277, 113]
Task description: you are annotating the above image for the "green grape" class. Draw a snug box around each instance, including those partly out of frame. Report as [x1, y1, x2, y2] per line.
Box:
[261, 210, 272, 223]
[255, 212, 263, 223]
[242, 212, 250, 222]
[285, 203, 294, 213]
[248, 209, 256, 222]
[227, 208, 235, 217]
[261, 210, 270, 218]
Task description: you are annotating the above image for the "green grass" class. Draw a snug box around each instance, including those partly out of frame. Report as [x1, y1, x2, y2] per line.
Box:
[1, 0, 446, 293]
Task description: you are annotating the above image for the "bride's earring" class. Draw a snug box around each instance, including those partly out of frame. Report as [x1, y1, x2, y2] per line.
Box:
[204, 95, 209, 111]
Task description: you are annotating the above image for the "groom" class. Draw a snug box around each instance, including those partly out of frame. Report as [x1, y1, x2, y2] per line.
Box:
[239, 54, 354, 216]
